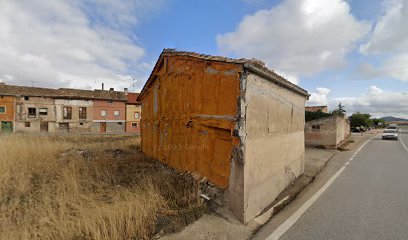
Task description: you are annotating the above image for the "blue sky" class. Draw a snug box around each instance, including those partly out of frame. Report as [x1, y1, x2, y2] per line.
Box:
[0, 0, 407, 117]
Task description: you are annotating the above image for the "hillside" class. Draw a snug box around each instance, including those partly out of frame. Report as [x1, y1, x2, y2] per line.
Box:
[380, 116, 408, 122]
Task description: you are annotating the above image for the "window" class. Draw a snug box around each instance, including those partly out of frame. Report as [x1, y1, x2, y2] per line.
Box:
[114, 110, 120, 116]
[131, 122, 138, 128]
[0, 106, 5, 114]
[25, 122, 30, 127]
[134, 112, 140, 119]
[312, 125, 320, 130]
[79, 107, 87, 119]
[39, 108, 48, 116]
[24, 96, 29, 100]
[28, 108, 36, 118]
[63, 107, 72, 119]
[101, 110, 107, 117]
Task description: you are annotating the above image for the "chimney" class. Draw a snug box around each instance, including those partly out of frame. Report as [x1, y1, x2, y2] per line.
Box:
[109, 88, 114, 91]
[102, 83, 104, 90]
[124, 88, 128, 96]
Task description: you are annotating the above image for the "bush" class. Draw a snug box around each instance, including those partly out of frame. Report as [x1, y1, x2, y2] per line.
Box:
[305, 110, 333, 122]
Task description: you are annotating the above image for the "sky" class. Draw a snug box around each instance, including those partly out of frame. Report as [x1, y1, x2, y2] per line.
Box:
[0, 0, 407, 118]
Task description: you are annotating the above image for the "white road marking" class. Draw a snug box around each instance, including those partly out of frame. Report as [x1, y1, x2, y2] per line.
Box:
[399, 133, 408, 153]
[265, 135, 377, 240]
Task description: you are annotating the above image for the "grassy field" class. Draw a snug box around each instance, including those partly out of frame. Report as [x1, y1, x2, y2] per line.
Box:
[0, 134, 202, 240]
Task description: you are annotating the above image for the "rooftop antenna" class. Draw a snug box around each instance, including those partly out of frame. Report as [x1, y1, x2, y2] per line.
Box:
[132, 78, 135, 92]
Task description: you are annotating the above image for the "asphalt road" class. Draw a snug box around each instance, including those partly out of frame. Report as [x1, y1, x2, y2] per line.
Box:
[277, 129, 408, 240]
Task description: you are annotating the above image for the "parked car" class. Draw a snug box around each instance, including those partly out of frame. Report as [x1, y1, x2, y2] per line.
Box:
[382, 129, 399, 140]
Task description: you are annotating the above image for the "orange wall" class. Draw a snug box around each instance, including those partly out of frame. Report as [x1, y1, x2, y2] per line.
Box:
[140, 56, 242, 188]
[93, 100, 126, 121]
[0, 95, 15, 122]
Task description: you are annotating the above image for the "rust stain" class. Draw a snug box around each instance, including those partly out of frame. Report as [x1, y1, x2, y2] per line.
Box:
[140, 56, 242, 188]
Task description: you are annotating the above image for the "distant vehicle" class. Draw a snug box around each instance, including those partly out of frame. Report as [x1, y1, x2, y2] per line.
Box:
[387, 124, 399, 130]
[382, 129, 399, 140]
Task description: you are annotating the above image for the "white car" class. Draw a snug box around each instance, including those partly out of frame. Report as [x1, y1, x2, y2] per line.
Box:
[382, 129, 399, 140]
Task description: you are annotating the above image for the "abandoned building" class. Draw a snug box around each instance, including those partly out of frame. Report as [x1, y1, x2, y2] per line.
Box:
[55, 99, 93, 133]
[0, 84, 129, 133]
[305, 105, 328, 113]
[125, 92, 141, 133]
[137, 49, 309, 223]
[305, 114, 350, 149]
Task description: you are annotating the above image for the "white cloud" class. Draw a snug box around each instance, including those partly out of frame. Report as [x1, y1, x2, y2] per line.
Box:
[332, 86, 408, 118]
[360, 0, 408, 54]
[217, 0, 370, 81]
[358, 0, 408, 82]
[307, 87, 331, 106]
[0, 0, 163, 90]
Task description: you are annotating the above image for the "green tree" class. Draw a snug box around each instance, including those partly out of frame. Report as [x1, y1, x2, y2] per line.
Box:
[332, 102, 346, 115]
[349, 112, 372, 128]
[371, 118, 385, 127]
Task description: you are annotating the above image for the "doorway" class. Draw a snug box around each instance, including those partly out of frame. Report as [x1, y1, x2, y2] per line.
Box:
[100, 122, 106, 133]
[1, 121, 13, 133]
[40, 122, 49, 133]
[59, 123, 69, 133]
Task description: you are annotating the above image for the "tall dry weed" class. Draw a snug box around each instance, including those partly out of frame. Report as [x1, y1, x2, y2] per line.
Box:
[0, 134, 168, 240]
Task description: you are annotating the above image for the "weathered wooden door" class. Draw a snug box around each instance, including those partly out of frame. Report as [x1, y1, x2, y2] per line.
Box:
[1, 121, 13, 133]
[100, 122, 106, 133]
[40, 122, 49, 133]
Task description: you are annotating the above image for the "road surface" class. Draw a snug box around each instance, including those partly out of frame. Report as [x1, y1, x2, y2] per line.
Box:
[273, 129, 408, 240]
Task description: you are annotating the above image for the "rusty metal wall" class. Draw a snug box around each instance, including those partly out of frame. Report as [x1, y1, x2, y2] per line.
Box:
[140, 56, 242, 188]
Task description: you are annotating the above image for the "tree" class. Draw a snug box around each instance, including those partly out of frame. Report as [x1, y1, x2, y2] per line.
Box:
[371, 118, 385, 127]
[349, 112, 372, 128]
[332, 102, 346, 115]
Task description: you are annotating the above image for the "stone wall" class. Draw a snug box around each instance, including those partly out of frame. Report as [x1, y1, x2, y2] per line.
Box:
[305, 115, 350, 149]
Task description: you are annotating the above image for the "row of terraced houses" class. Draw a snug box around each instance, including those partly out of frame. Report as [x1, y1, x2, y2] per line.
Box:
[0, 83, 141, 134]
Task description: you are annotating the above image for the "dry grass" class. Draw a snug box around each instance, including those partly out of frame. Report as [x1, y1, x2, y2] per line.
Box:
[0, 134, 201, 240]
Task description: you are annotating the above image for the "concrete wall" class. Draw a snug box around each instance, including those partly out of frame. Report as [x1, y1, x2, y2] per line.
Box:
[55, 99, 93, 133]
[15, 96, 57, 133]
[336, 115, 350, 146]
[305, 115, 350, 148]
[229, 72, 306, 223]
[126, 104, 141, 133]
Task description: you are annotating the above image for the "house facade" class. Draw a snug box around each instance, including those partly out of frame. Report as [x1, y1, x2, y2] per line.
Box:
[125, 92, 141, 133]
[137, 49, 309, 223]
[0, 84, 127, 133]
[0, 95, 15, 133]
[55, 99, 93, 133]
[15, 96, 57, 133]
[92, 99, 126, 133]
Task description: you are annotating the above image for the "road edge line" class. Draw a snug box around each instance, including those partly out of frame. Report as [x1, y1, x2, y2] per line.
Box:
[399, 134, 408, 153]
[265, 135, 377, 240]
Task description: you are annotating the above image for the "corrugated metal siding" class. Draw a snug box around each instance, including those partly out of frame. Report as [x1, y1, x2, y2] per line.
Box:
[141, 56, 242, 188]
